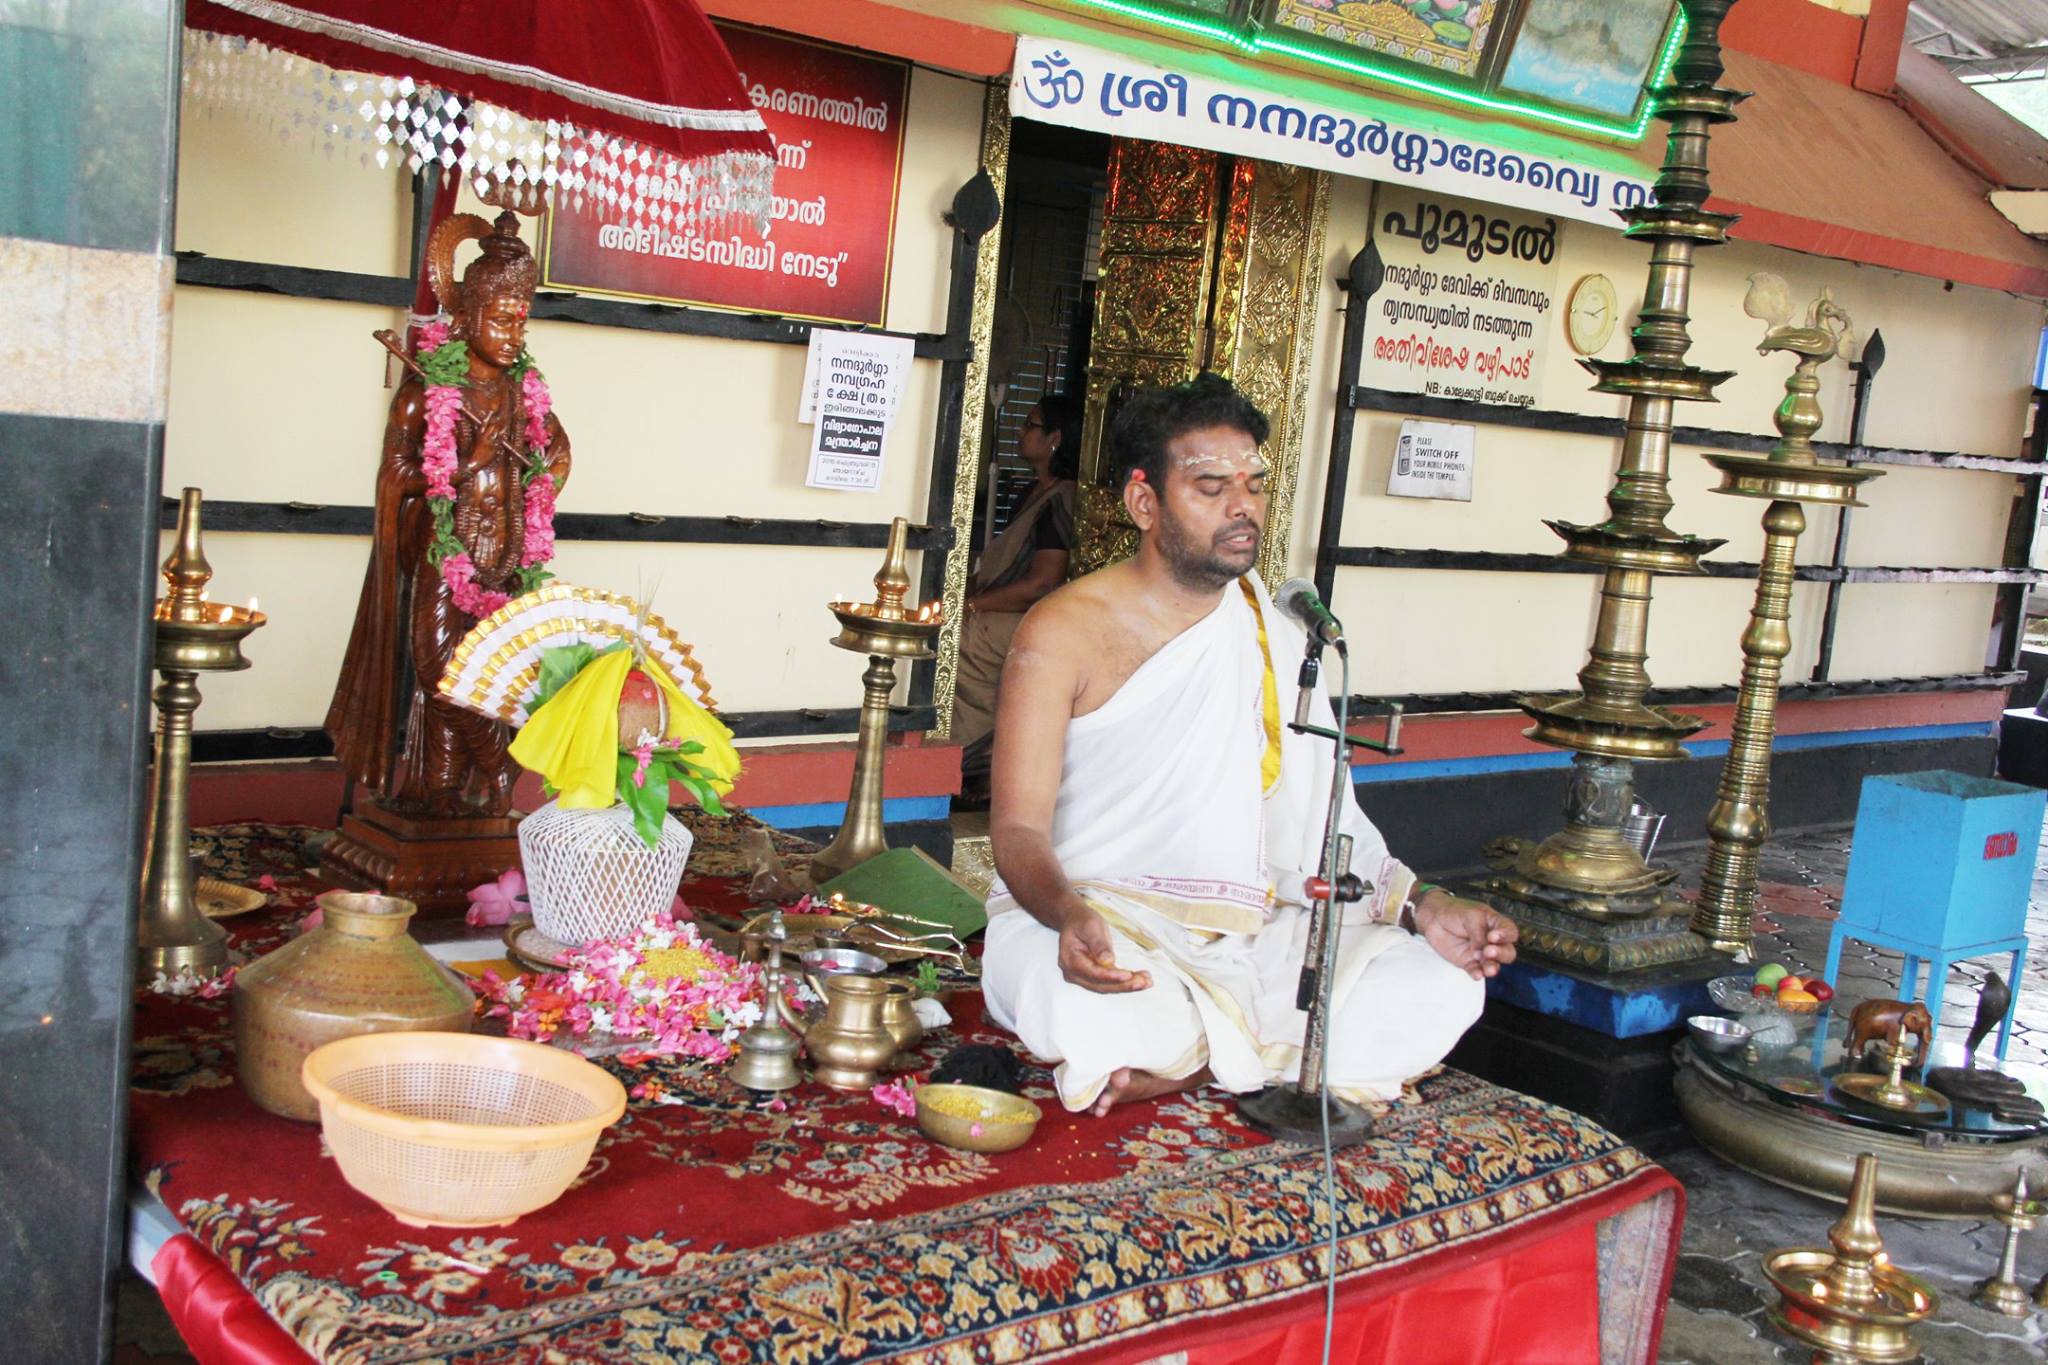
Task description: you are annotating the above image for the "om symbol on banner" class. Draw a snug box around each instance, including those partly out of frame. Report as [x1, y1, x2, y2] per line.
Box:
[1025, 50, 1086, 109]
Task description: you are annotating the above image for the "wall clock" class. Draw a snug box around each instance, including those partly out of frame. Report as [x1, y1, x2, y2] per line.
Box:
[1566, 274, 1619, 355]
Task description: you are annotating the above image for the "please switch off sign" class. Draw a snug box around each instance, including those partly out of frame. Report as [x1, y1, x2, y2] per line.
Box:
[1387, 420, 1475, 502]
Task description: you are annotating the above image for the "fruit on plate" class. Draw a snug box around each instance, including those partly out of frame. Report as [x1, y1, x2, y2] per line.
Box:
[1807, 980, 1834, 1003]
[1777, 987, 1819, 1011]
[1777, 974, 1808, 994]
[1754, 963, 1789, 988]
[1751, 982, 1773, 999]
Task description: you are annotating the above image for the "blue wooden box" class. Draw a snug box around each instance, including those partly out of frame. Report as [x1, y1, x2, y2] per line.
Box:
[1839, 771, 2044, 950]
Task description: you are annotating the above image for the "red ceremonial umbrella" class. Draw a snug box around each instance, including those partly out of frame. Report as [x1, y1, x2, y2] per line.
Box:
[183, 0, 774, 225]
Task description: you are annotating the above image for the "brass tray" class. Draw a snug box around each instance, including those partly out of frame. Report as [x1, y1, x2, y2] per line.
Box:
[739, 912, 917, 967]
[197, 876, 269, 919]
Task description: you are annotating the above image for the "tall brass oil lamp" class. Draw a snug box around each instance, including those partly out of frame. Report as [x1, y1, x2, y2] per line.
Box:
[1973, 1170, 2043, 1317]
[1476, 0, 1743, 971]
[810, 518, 942, 883]
[138, 489, 266, 980]
[1764, 1152, 1937, 1363]
[1692, 280, 1880, 955]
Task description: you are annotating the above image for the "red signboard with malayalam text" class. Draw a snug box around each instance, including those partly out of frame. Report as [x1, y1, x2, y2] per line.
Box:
[541, 23, 909, 326]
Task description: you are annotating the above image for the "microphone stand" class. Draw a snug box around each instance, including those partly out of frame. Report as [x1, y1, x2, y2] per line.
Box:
[1239, 635, 1394, 1148]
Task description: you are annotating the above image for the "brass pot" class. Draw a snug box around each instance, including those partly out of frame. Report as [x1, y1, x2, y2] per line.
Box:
[878, 980, 923, 1062]
[804, 975, 896, 1090]
[232, 892, 475, 1121]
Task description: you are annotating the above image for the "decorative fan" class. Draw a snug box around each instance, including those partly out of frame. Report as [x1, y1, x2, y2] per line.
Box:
[438, 583, 716, 727]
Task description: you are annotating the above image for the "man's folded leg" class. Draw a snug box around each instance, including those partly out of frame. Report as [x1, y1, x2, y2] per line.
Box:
[981, 910, 1212, 1112]
[1323, 931, 1486, 1102]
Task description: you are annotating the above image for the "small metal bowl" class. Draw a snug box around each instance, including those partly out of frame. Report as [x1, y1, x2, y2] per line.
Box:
[1687, 1014, 1753, 1055]
[801, 947, 890, 978]
[916, 1083, 1041, 1153]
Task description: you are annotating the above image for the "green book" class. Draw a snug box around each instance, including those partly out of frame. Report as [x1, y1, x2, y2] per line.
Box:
[816, 846, 988, 939]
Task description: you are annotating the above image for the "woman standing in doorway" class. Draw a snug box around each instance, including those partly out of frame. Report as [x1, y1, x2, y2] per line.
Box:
[953, 394, 1081, 806]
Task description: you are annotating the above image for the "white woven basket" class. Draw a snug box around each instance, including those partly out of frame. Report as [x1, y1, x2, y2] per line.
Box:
[517, 800, 692, 945]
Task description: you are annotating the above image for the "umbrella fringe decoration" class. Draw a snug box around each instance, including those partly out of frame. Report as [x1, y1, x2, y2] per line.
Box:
[181, 30, 775, 232]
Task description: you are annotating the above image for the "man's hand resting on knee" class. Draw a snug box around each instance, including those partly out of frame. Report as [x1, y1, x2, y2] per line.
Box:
[1057, 905, 1153, 994]
[1413, 889, 1519, 981]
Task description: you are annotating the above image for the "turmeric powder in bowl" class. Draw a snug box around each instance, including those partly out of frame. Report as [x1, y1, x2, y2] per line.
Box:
[916, 1083, 1040, 1153]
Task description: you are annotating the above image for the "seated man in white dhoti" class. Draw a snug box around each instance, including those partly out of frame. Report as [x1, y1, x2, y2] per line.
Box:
[983, 373, 1518, 1115]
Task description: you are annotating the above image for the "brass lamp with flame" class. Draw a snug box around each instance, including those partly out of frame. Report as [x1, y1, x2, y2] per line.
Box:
[1764, 1152, 1937, 1363]
[139, 489, 267, 980]
[810, 518, 943, 883]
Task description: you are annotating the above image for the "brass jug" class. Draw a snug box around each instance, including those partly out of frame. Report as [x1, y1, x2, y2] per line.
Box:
[804, 975, 896, 1090]
[233, 892, 475, 1120]
[878, 980, 923, 1063]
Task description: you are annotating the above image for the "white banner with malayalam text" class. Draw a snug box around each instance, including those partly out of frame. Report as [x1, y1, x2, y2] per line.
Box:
[1009, 37, 1653, 229]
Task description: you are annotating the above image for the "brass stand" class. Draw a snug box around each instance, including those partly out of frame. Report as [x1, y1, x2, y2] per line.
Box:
[1474, 0, 1743, 970]
[139, 490, 266, 981]
[1830, 1040, 1948, 1121]
[810, 518, 942, 884]
[1974, 1171, 2042, 1318]
[1764, 1152, 1937, 1362]
[730, 906, 805, 1093]
[1692, 283, 1880, 954]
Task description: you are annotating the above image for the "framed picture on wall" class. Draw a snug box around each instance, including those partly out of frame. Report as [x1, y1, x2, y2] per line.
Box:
[1494, 0, 1680, 121]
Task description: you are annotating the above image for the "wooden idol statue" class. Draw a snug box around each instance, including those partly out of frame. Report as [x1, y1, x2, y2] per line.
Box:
[323, 206, 570, 907]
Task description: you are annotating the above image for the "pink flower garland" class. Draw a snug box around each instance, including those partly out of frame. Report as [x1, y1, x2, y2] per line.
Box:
[414, 324, 557, 619]
[474, 909, 817, 1062]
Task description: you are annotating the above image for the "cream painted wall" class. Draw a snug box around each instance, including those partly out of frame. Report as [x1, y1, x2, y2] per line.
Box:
[1295, 181, 2045, 698]
[167, 63, 2042, 730]
[164, 66, 986, 731]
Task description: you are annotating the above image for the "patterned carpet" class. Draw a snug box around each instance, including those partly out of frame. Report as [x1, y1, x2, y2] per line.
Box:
[131, 825, 1676, 1365]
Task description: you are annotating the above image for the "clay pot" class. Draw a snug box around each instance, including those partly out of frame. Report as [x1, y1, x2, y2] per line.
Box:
[232, 892, 475, 1121]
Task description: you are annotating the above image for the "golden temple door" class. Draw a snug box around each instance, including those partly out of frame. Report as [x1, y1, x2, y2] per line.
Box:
[1071, 138, 1330, 588]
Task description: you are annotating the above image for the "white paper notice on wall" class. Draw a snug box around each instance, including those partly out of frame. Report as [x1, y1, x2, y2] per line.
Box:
[1356, 185, 1561, 409]
[1387, 420, 1476, 502]
[806, 331, 914, 491]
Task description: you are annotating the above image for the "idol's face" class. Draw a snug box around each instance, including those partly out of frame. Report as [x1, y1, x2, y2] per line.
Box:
[1150, 425, 1267, 589]
[467, 295, 529, 371]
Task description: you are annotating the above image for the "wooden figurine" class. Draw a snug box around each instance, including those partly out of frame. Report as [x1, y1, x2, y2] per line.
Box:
[321, 205, 571, 911]
[1845, 998, 1933, 1069]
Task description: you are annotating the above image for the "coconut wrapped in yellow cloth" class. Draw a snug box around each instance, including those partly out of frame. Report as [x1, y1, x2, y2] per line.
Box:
[508, 643, 741, 847]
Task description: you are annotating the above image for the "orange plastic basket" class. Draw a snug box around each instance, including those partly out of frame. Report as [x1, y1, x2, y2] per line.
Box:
[301, 1031, 626, 1228]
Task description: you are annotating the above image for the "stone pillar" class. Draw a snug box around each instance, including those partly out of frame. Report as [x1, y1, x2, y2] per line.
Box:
[0, 1, 184, 1355]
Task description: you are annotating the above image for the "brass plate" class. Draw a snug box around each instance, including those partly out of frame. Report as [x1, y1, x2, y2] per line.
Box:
[1832, 1073, 1952, 1122]
[501, 918, 578, 973]
[197, 876, 268, 919]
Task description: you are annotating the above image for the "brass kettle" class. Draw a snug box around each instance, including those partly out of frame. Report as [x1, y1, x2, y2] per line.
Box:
[804, 975, 897, 1090]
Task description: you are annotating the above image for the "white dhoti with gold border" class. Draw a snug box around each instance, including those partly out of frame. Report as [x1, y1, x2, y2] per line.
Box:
[984, 576, 1484, 1113]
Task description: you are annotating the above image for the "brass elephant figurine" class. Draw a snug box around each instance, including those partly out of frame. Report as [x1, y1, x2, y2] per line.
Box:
[1846, 998, 1933, 1069]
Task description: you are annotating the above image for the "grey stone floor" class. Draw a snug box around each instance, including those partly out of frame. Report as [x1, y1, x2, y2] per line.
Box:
[1655, 824, 2048, 1363]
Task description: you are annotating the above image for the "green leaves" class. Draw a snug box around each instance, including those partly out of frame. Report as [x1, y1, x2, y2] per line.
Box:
[426, 500, 465, 568]
[617, 749, 670, 849]
[612, 744, 732, 849]
[418, 340, 470, 388]
[530, 640, 625, 714]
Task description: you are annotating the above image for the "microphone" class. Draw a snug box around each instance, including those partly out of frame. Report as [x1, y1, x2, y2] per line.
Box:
[1275, 577, 1345, 651]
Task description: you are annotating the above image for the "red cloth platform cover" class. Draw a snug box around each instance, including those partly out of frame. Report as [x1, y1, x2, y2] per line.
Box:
[183, 0, 772, 167]
[149, 1209, 1606, 1365]
[154, 1233, 312, 1365]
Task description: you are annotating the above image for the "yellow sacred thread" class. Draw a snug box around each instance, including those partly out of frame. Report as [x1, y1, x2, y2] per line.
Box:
[1237, 577, 1283, 796]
